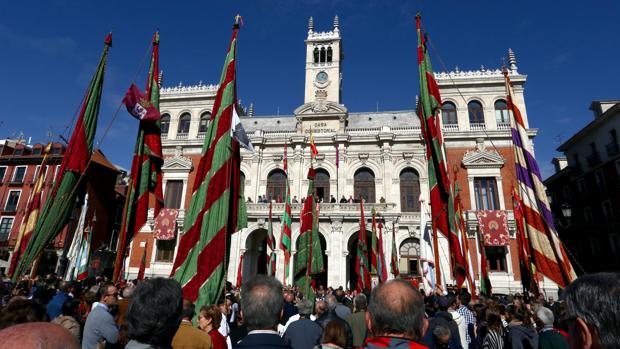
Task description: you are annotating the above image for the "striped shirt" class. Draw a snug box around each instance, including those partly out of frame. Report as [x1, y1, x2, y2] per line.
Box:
[482, 330, 504, 349]
[457, 305, 477, 344]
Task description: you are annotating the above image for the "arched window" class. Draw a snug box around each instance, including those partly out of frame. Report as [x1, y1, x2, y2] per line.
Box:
[313, 47, 319, 63]
[160, 114, 170, 135]
[266, 169, 287, 203]
[468, 101, 485, 125]
[494, 100, 509, 124]
[178, 113, 191, 134]
[400, 168, 420, 212]
[441, 102, 458, 125]
[199, 112, 211, 133]
[320, 47, 326, 63]
[354, 168, 376, 203]
[326, 47, 333, 62]
[314, 168, 330, 202]
[399, 238, 420, 277]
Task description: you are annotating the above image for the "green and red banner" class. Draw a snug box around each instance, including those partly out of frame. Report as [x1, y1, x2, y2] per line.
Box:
[114, 31, 164, 282]
[390, 223, 399, 278]
[171, 21, 243, 310]
[355, 201, 371, 292]
[377, 221, 388, 283]
[416, 15, 466, 288]
[279, 142, 292, 285]
[266, 203, 277, 276]
[137, 241, 147, 281]
[13, 34, 112, 280]
[370, 209, 378, 275]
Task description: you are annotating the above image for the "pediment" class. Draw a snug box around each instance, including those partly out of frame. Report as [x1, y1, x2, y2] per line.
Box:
[294, 101, 348, 115]
[163, 156, 193, 172]
[462, 150, 505, 169]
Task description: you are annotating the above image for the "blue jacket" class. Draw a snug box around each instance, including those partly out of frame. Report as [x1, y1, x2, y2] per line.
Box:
[46, 291, 71, 320]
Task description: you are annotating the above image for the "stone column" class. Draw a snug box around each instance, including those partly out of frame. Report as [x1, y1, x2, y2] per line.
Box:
[328, 216, 344, 287]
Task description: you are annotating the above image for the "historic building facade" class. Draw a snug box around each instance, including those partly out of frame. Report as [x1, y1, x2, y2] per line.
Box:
[127, 17, 560, 295]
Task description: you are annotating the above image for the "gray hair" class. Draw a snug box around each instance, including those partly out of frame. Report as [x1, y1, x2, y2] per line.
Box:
[122, 285, 135, 299]
[535, 307, 554, 327]
[433, 325, 451, 338]
[325, 294, 338, 311]
[241, 275, 283, 331]
[296, 299, 313, 316]
[564, 272, 620, 349]
[354, 294, 367, 311]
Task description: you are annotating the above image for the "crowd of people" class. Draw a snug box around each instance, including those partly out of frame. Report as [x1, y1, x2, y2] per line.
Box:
[0, 272, 617, 349]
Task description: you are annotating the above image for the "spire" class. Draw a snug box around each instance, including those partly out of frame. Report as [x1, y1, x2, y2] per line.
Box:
[308, 16, 314, 33]
[248, 103, 254, 118]
[508, 48, 518, 73]
[333, 15, 340, 33]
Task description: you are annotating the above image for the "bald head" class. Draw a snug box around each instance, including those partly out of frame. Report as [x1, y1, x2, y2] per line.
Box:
[367, 279, 427, 340]
[0, 322, 80, 349]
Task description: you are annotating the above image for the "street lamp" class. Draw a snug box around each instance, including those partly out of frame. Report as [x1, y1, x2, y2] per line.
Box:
[556, 203, 572, 229]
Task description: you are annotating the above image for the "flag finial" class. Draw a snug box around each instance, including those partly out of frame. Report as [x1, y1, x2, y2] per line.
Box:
[104, 32, 112, 46]
[508, 48, 518, 73]
[308, 16, 314, 32]
[333, 15, 339, 29]
[234, 14, 243, 28]
[415, 12, 422, 19]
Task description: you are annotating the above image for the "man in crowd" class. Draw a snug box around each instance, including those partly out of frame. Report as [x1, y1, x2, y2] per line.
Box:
[125, 278, 183, 348]
[334, 289, 352, 320]
[316, 294, 353, 348]
[82, 283, 119, 349]
[282, 291, 298, 324]
[173, 301, 213, 349]
[46, 280, 72, 320]
[535, 307, 568, 349]
[364, 279, 428, 349]
[235, 275, 291, 348]
[283, 299, 323, 349]
[456, 293, 476, 349]
[346, 294, 369, 347]
[564, 272, 620, 349]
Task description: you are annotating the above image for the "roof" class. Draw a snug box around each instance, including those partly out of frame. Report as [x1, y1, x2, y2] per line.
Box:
[557, 101, 620, 152]
[91, 149, 120, 173]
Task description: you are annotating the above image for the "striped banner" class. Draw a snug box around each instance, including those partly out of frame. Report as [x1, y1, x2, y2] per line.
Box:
[279, 142, 292, 285]
[171, 22, 242, 310]
[504, 70, 576, 288]
[266, 203, 277, 276]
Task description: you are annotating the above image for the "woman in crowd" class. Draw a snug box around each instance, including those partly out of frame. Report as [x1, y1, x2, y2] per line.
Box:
[51, 298, 81, 341]
[315, 320, 347, 349]
[199, 305, 228, 349]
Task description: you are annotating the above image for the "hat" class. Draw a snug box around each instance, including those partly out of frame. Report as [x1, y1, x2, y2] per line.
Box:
[437, 296, 449, 308]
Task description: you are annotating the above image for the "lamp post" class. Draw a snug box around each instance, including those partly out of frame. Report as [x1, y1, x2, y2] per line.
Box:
[556, 203, 572, 229]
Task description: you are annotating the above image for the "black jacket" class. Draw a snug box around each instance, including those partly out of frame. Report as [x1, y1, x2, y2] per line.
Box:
[423, 311, 464, 349]
[315, 311, 354, 349]
[234, 332, 292, 349]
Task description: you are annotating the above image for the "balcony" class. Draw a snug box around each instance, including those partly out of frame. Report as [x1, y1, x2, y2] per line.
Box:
[442, 124, 459, 133]
[470, 123, 486, 131]
[176, 133, 189, 140]
[246, 202, 397, 219]
[606, 142, 619, 157]
[198, 132, 206, 139]
[497, 122, 511, 130]
[586, 153, 601, 167]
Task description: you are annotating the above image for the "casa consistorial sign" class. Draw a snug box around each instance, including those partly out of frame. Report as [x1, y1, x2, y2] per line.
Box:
[302, 120, 340, 134]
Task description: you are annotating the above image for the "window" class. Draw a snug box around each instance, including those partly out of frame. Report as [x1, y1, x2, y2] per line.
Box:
[313, 47, 319, 63]
[13, 148, 23, 156]
[33, 165, 47, 182]
[589, 237, 600, 255]
[266, 170, 287, 203]
[616, 159, 620, 177]
[494, 100, 509, 124]
[51, 146, 62, 155]
[164, 180, 184, 209]
[156, 237, 176, 262]
[474, 177, 500, 210]
[399, 238, 420, 277]
[594, 170, 606, 191]
[577, 178, 587, 198]
[160, 114, 170, 134]
[562, 186, 571, 202]
[0, 217, 14, 241]
[485, 246, 507, 272]
[0, 167, 6, 183]
[468, 101, 485, 124]
[313, 169, 330, 203]
[320, 47, 326, 63]
[12, 166, 26, 183]
[400, 168, 421, 212]
[32, 146, 42, 155]
[610, 234, 620, 253]
[583, 207, 593, 224]
[5, 191, 20, 212]
[178, 113, 191, 134]
[602, 200, 614, 222]
[198, 112, 211, 133]
[53, 165, 61, 183]
[441, 102, 458, 125]
[326, 46, 333, 62]
[354, 168, 376, 203]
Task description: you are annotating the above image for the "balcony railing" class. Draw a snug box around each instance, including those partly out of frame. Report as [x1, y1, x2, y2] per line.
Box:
[470, 123, 486, 131]
[442, 124, 459, 132]
[497, 122, 511, 130]
[176, 132, 189, 140]
[246, 202, 397, 216]
[197, 132, 206, 139]
[606, 142, 619, 157]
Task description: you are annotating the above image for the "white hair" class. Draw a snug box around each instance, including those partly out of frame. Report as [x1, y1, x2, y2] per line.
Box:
[536, 307, 554, 326]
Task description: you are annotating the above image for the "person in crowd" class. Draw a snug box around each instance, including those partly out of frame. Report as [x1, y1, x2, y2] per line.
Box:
[347, 196, 353, 203]
[51, 298, 81, 341]
[172, 301, 213, 349]
[235, 275, 291, 348]
[379, 197, 386, 203]
[124, 278, 183, 349]
[218, 299, 232, 348]
[317, 320, 348, 349]
[535, 307, 568, 349]
[481, 311, 503, 349]
[456, 293, 477, 349]
[346, 294, 368, 348]
[82, 283, 119, 349]
[333, 289, 351, 320]
[339, 195, 347, 203]
[0, 322, 80, 349]
[330, 195, 336, 203]
[47, 280, 73, 320]
[506, 306, 538, 349]
[281, 299, 317, 334]
[422, 296, 462, 349]
[447, 295, 467, 349]
[227, 294, 240, 330]
[247, 197, 253, 203]
[0, 298, 48, 330]
[316, 294, 353, 349]
[432, 326, 453, 349]
[563, 272, 620, 349]
[364, 279, 428, 349]
[283, 299, 323, 349]
[282, 291, 298, 325]
[229, 308, 247, 346]
[200, 305, 227, 349]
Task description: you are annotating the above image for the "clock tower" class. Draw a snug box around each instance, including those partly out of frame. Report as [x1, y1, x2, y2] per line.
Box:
[304, 16, 342, 105]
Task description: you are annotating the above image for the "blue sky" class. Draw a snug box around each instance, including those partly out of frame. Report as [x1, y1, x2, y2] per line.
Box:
[1, 1, 618, 177]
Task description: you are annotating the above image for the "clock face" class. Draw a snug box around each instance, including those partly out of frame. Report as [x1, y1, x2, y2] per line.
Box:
[316, 71, 328, 83]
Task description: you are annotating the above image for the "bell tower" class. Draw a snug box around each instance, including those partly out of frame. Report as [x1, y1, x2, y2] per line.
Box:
[304, 16, 342, 105]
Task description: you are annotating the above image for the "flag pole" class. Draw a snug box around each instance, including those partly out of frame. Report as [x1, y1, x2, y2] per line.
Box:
[113, 177, 133, 282]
